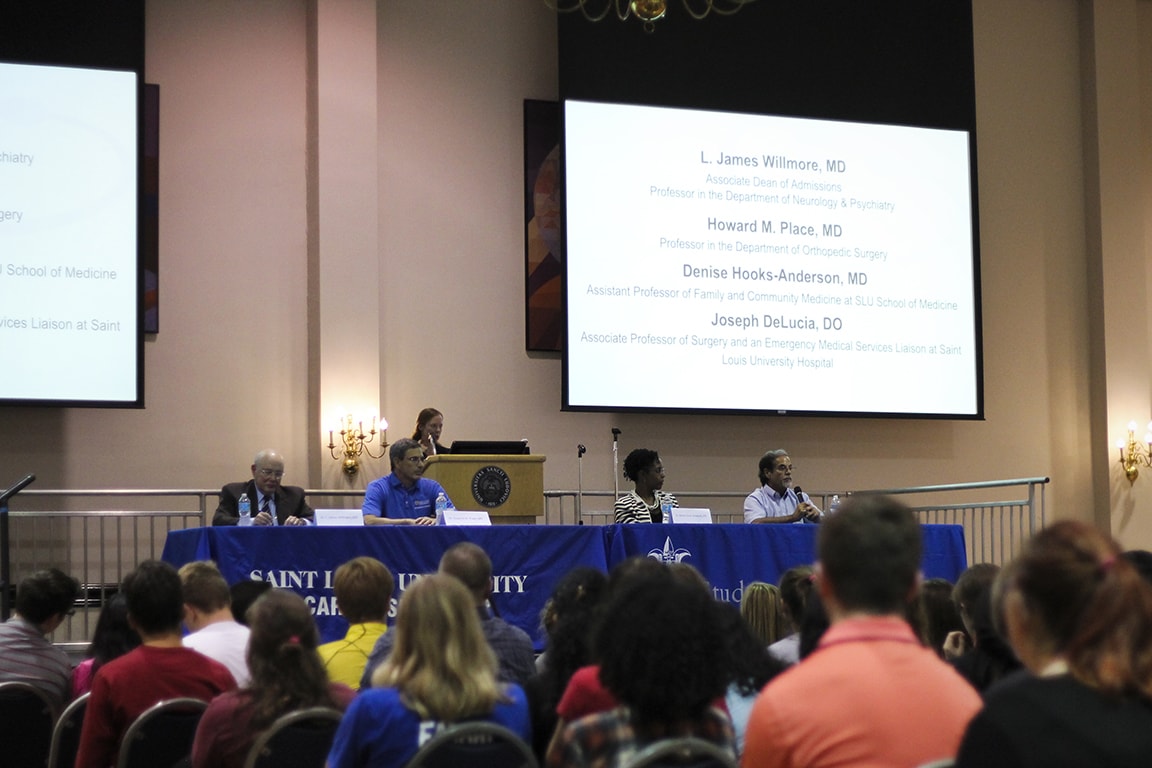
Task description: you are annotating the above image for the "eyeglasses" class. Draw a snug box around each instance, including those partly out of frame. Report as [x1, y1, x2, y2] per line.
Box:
[403, 456, 426, 465]
[256, 468, 285, 479]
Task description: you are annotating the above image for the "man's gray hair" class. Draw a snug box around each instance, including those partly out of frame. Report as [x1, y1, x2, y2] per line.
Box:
[389, 438, 422, 468]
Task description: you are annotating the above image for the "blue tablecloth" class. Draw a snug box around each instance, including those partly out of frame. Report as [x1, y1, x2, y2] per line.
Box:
[162, 523, 966, 650]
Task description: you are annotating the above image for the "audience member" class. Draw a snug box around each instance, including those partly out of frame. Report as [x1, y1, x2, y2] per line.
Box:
[767, 565, 814, 665]
[75, 560, 236, 768]
[917, 576, 966, 658]
[740, 581, 786, 647]
[722, 600, 787, 758]
[614, 448, 678, 523]
[229, 579, 272, 625]
[327, 574, 531, 768]
[796, 589, 830, 661]
[743, 495, 982, 768]
[360, 542, 535, 688]
[0, 567, 80, 709]
[944, 563, 1020, 693]
[213, 449, 313, 526]
[1122, 548, 1152, 585]
[411, 407, 449, 457]
[524, 566, 608, 762]
[361, 439, 448, 525]
[546, 572, 737, 767]
[180, 560, 252, 686]
[191, 590, 355, 768]
[955, 521, 1152, 767]
[319, 556, 394, 689]
[743, 450, 821, 524]
[72, 593, 140, 698]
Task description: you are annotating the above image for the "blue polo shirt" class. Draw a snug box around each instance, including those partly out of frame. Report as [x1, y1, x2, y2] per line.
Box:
[362, 474, 450, 520]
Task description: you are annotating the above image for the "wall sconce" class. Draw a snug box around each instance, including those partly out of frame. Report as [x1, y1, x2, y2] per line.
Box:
[1117, 420, 1152, 483]
[328, 414, 387, 476]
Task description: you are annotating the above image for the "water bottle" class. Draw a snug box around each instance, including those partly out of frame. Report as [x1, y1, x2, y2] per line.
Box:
[238, 493, 252, 527]
[435, 492, 448, 522]
[828, 494, 841, 516]
[660, 497, 673, 524]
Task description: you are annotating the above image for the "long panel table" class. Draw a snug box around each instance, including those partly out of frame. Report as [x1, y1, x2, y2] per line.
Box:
[162, 523, 966, 650]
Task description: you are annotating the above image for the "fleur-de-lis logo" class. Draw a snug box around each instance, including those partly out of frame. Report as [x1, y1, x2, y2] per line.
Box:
[647, 536, 692, 563]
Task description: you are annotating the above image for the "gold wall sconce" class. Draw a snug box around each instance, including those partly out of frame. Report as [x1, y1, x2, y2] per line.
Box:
[328, 414, 387, 476]
[1117, 421, 1152, 483]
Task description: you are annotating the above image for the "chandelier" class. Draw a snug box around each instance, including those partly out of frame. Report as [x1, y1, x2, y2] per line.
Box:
[547, 0, 759, 31]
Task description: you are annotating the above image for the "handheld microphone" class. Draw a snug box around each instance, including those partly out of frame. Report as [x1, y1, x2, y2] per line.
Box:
[793, 486, 804, 505]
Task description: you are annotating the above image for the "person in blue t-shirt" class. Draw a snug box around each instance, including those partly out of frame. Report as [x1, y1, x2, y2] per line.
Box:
[361, 439, 450, 526]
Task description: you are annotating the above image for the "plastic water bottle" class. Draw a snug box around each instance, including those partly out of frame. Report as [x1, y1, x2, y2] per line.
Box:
[660, 497, 673, 524]
[828, 494, 841, 516]
[435, 492, 448, 521]
[238, 493, 252, 526]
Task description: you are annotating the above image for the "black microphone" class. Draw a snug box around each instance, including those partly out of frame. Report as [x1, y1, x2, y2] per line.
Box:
[577, 444, 586, 457]
[611, 428, 621, 439]
[793, 486, 810, 519]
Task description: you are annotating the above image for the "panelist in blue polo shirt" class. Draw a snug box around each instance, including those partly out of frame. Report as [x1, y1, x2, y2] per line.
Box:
[362, 438, 450, 526]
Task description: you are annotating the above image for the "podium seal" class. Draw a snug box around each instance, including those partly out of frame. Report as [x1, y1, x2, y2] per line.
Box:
[471, 466, 511, 507]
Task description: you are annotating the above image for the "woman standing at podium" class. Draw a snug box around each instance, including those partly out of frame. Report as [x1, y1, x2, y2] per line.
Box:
[411, 407, 450, 457]
[614, 448, 678, 524]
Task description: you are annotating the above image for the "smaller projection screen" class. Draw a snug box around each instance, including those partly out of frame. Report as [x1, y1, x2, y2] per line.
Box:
[562, 99, 980, 418]
[0, 60, 141, 405]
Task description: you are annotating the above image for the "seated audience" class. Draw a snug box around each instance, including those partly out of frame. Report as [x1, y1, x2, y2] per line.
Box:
[229, 579, 272, 625]
[613, 448, 678, 523]
[412, 407, 449, 457]
[743, 495, 982, 768]
[743, 449, 821, 524]
[318, 556, 394, 690]
[180, 560, 252, 686]
[955, 520, 1152, 767]
[722, 601, 787, 758]
[917, 576, 966, 658]
[191, 590, 355, 768]
[75, 560, 236, 768]
[361, 439, 448, 526]
[546, 572, 737, 767]
[767, 565, 814, 665]
[943, 563, 1021, 693]
[740, 581, 786, 647]
[213, 449, 313, 526]
[524, 566, 608, 762]
[0, 567, 80, 709]
[361, 542, 535, 689]
[327, 574, 531, 768]
[796, 588, 831, 661]
[72, 593, 140, 698]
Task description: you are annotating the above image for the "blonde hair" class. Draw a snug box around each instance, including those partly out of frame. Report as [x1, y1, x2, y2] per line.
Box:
[371, 574, 502, 720]
[741, 582, 786, 646]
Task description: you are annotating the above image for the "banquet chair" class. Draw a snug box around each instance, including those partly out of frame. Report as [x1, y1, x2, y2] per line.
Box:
[0, 681, 57, 768]
[116, 697, 207, 768]
[242, 707, 343, 768]
[403, 721, 538, 768]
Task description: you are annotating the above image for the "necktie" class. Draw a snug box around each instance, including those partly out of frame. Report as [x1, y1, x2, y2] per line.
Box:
[261, 494, 273, 524]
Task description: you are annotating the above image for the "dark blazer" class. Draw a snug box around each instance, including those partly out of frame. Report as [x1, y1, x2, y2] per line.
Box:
[212, 480, 314, 526]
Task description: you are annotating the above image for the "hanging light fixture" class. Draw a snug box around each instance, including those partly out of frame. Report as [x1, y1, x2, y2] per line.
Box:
[546, 0, 759, 32]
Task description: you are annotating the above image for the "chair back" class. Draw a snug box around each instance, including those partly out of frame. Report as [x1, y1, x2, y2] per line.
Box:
[403, 721, 538, 768]
[0, 680, 58, 768]
[914, 761, 956, 768]
[622, 737, 738, 768]
[115, 697, 208, 768]
[48, 692, 90, 768]
[242, 707, 344, 768]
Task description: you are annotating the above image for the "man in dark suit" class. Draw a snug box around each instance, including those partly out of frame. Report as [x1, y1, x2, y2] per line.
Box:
[212, 449, 313, 526]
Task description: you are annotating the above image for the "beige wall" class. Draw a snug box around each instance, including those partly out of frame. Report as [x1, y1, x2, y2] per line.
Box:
[1, 0, 1150, 546]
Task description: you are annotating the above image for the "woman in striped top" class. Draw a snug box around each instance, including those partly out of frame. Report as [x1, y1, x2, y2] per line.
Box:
[613, 448, 678, 524]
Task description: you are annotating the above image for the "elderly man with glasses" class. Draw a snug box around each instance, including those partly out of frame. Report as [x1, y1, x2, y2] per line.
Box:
[361, 438, 449, 526]
[212, 448, 314, 526]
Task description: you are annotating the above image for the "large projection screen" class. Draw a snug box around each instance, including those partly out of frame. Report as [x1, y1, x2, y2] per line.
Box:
[562, 99, 980, 418]
[0, 61, 141, 405]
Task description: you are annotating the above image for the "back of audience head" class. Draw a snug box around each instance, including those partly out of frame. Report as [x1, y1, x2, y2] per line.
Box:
[777, 565, 814, 632]
[952, 563, 1000, 640]
[1122, 549, 1152, 586]
[917, 577, 965, 657]
[741, 582, 786, 647]
[817, 494, 921, 616]
[997, 519, 1152, 697]
[539, 567, 609, 704]
[373, 573, 501, 721]
[333, 556, 394, 624]
[797, 590, 830, 660]
[230, 579, 272, 625]
[178, 560, 232, 615]
[121, 559, 184, 636]
[724, 600, 787, 695]
[438, 541, 492, 603]
[594, 571, 730, 736]
[16, 567, 80, 629]
[245, 589, 333, 729]
[87, 593, 140, 667]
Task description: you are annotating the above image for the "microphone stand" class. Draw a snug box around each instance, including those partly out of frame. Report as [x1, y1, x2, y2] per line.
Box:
[611, 428, 621, 500]
[576, 444, 586, 524]
[0, 473, 36, 621]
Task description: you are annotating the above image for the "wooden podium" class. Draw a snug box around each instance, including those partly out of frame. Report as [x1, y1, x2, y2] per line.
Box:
[423, 454, 546, 525]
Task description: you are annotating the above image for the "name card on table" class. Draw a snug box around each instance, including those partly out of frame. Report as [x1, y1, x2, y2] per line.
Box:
[313, 508, 365, 527]
[439, 509, 492, 526]
[669, 507, 713, 524]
